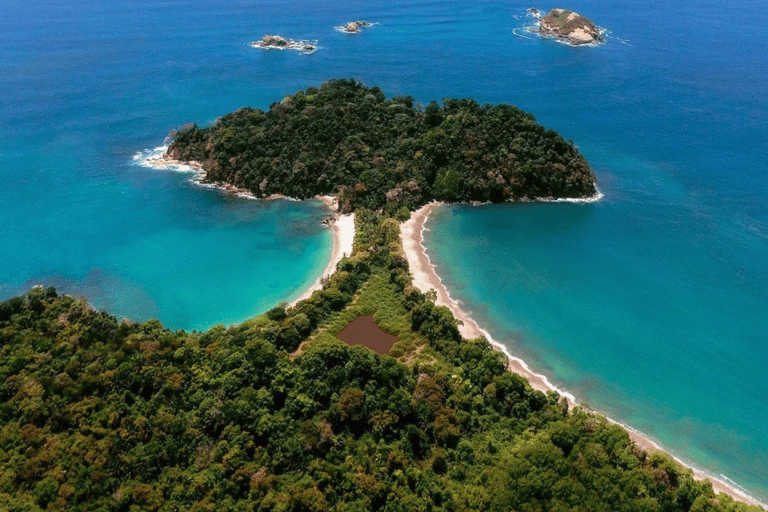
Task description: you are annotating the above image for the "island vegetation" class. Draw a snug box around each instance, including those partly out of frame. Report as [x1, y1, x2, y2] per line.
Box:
[167, 79, 597, 213]
[535, 9, 604, 46]
[1, 82, 761, 511]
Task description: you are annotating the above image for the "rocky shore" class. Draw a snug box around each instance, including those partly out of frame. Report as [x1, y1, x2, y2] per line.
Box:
[534, 8, 604, 46]
[336, 20, 374, 34]
[250, 35, 317, 53]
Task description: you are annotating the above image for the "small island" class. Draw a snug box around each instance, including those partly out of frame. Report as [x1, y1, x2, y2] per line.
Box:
[535, 8, 604, 46]
[167, 79, 598, 213]
[250, 34, 317, 54]
[338, 20, 373, 33]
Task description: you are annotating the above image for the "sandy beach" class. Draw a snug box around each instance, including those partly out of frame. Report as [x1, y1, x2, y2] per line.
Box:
[400, 202, 571, 399]
[136, 150, 357, 311]
[289, 196, 355, 307]
[400, 202, 762, 508]
[140, 145, 760, 506]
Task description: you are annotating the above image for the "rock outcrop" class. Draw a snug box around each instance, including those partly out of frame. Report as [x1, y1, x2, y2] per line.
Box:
[258, 35, 288, 47]
[537, 9, 603, 45]
[339, 20, 372, 33]
[251, 35, 316, 53]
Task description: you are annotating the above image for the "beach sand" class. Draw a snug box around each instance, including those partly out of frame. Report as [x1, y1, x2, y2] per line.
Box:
[136, 149, 357, 311]
[400, 202, 762, 508]
[289, 196, 355, 307]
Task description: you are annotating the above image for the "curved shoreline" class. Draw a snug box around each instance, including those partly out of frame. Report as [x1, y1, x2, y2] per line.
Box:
[133, 147, 356, 312]
[135, 146, 762, 506]
[289, 196, 355, 307]
[401, 202, 764, 508]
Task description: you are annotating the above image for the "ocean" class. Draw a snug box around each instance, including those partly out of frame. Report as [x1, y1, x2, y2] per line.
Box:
[1, 0, 765, 502]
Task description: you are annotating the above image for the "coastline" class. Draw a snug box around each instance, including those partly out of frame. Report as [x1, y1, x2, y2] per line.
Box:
[134, 147, 356, 312]
[137, 145, 762, 506]
[400, 202, 764, 508]
[289, 196, 355, 307]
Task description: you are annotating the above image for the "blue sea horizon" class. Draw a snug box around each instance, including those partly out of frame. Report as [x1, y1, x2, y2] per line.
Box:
[1, 0, 765, 503]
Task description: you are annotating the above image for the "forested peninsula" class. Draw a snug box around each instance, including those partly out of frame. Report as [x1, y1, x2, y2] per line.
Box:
[167, 79, 597, 213]
[1, 81, 762, 511]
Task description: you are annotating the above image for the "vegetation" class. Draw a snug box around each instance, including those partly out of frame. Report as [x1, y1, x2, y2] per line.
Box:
[167, 79, 596, 213]
[0, 80, 754, 511]
[0, 209, 760, 511]
[542, 9, 578, 28]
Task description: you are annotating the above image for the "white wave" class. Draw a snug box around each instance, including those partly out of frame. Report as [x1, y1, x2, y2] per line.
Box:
[132, 145, 203, 174]
[512, 26, 537, 40]
[481, 326, 580, 404]
[526, 9, 542, 19]
[131, 144, 314, 203]
[539, 185, 605, 203]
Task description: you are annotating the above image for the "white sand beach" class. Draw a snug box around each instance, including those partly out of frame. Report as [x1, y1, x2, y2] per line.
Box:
[289, 196, 355, 307]
[400, 202, 762, 508]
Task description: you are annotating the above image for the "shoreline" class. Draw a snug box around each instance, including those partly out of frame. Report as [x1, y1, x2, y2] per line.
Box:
[400, 202, 764, 508]
[288, 196, 355, 307]
[137, 146, 762, 506]
[133, 148, 356, 312]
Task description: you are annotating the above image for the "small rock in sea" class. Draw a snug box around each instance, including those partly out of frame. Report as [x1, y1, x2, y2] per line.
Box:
[340, 20, 372, 33]
[251, 35, 317, 54]
[261, 35, 288, 47]
[537, 8, 603, 46]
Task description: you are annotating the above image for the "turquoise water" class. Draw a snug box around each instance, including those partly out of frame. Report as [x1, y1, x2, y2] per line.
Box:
[0, 0, 334, 332]
[419, 1, 768, 501]
[1, 0, 766, 501]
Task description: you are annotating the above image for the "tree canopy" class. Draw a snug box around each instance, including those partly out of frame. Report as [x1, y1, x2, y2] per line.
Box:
[168, 79, 597, 213]
[0, 210, 759, 512]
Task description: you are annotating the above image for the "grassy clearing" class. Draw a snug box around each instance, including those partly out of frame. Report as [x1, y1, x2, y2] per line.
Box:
[297, 269, 431, 364]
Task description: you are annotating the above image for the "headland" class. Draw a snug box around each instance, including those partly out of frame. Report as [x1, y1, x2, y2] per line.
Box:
[134, 80, 763, 509]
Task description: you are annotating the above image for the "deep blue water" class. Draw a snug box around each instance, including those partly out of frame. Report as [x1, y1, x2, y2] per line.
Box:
[1, 0, 765, 502]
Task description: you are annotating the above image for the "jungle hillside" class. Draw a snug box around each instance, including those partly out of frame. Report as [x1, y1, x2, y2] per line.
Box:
[0, 210, 760, 512]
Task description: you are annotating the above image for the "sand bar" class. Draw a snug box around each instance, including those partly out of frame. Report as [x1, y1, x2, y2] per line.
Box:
[400, 202, 763, 508]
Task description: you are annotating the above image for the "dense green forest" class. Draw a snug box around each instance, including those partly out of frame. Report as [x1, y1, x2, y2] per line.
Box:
[167, 79, 597, 212]
[0, 210, 760, 511]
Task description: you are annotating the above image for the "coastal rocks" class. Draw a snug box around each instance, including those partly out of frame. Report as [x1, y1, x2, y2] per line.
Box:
[320, 214, 336, 228]
[258, 35, 288, 48]
[535, 9, 603, 46]
[338, 20, 372, 33]
[250, 35, 317, 54]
